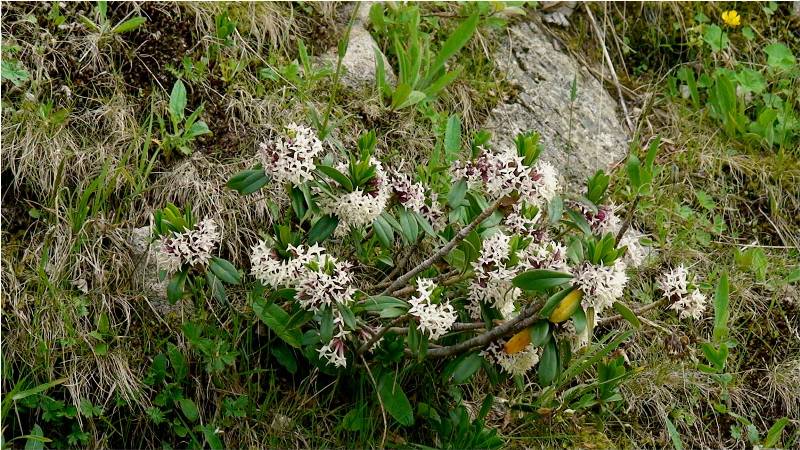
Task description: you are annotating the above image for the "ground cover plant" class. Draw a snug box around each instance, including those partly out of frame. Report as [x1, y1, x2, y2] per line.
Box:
[1, 1, 798, 449]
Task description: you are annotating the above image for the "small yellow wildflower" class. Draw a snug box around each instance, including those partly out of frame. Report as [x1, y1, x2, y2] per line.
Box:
[721, 10, 741, 27]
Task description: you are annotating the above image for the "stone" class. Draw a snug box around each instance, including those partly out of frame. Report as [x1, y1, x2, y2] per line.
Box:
[485, 21, 629, 188]
[327, 1, 396, 91]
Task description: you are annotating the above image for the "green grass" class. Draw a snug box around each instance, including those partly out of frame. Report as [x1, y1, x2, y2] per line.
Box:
[2, 1, 799, 449]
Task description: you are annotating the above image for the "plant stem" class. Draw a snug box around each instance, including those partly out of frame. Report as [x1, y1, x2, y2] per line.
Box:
[320, 4, 360, 137]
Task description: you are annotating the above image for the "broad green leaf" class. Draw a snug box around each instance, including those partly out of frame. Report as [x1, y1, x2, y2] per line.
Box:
[317, 165, 354, 192]
[252, 298, 303, 348]
[548, 196, 563, 225]
[447, 179, 468, 208]
[539, 287, 576, 318]
[373, 216, 394, 247]
[178, 398, 199, 422]
[414, 211, 436, 238]
[378, 373, 414, 426]
[764, 417, 788, 448]
[565, 209, 593, 236]
[271, 345, 298, 374]
[308, 215, 339, 244]
[1, 60, 29, 86]
[112, 16, 146, 34]
[703, 25, 728, 52]
[167, 343, 189, 381]
[513, 270, 573, 292]
[169, 80, 187, 121]
[209, 257, 241, 285]
[200, 425, 223, 450]
[612, 301, 641, 329]
[396, 90, 427, 109]
[529, 320, 550, 347]
[24, 424, 47, 450]
[764, 43, 796, 70]
[538, 337, 558, 386]
[398, 208, 419, 243]
[452, 353, 483, 383]
[185, 121, 211, 138]
[167, 269, 188, 304]
[735, 68, 766, 94]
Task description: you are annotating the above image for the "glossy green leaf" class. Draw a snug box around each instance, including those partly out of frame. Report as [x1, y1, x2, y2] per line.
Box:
[612, 301, 641, 329]
[378, 373, 414, 426]
[512, 270, 573, 292]
[308, 215, 339, 244]
[209, 257, 240, 285]
[252, 298, 303, 348]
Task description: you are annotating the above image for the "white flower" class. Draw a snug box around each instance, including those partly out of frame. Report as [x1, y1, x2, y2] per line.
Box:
[391, 171, 446, 230]
[670, 289, 707, 320]
[481, 341, 540, 376]
[319, 158, 391, 232]
[250, 243, 356, 312]
[154, 218, 220, 274]
[503, 203, 541, 237]
[250, 241, 292, 287]
[467, 267, 520, 319]
[585, 203, 622, 236]
[519, 240, 570, 273]
[476, 231, 512, 270]
[451, 148, 560, 209]
[408, 279, 457, 340]
[573, 261, 628, 315]
[318, 336, 348, 368]
[657, 265, 689, 299]
[258, 123, 323, 186]
[618, 228, 651, 268]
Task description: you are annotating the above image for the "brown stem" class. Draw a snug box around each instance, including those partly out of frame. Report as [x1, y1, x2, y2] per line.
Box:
[424, 300, 544, 358]
[380, 198, 504, 296]
[357, 316, 406, 355]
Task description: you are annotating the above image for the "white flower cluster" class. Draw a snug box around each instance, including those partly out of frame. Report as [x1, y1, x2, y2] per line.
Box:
[572, 261, 629, 316]
[318, 311, 350, 368]
[658, 265, 707, 320]
[617, 228, 651, 268]
[452, 148, 560, 208]
[319, 158, 391, 232]
[503, 204, 541, 237]
[519, 240, 571, 273]
[467, 231, 522, 320]
[408, 279, 457, 340]
[481, 340, 540, 376]
[250, 242, 356, 312]
[391, 171, 445, 229]
[585, 203, 622, 236]
[257, 123, 323, 186]
[154, 218, 220, 274]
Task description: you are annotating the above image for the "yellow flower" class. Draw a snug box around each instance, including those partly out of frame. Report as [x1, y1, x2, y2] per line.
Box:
[722, 10, 741, 27]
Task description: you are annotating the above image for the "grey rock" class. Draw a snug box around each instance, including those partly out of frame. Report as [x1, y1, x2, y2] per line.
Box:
[339, 25, 396, 90]
[486, 21, 629, 188]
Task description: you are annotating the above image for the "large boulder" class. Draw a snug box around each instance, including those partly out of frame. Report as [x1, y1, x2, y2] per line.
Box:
[486, 20, 629, 187]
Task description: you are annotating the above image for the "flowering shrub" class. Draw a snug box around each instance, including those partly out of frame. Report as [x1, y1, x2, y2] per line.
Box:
[171, 124, 708, 423]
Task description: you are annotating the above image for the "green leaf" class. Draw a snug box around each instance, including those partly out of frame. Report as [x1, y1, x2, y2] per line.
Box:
[209, 257, 241, 285]
[178, 398, 199, 422]
[565, 210, 593, 236]
[512, 270, 573, 292]
[396, 90, 427, 109]
[252, 297, 303, 348]
[548, 196, 563, 225]
[167, 269, 188, 304]
[764, 43, 796, 70]
[539, 287, 576, 319]
[627, 154, 642, 191]
[1, 60, 29, 87]
[111, 16, 146, 33]
[538, 337, 558, 386]
[571, 307, 587, 334]
[200, 425, 223, 450]
[373, 216, 394, 248]
[271, 345, 298, 374]
[612, 302, 641, 329]
[787, 267, 800, 284]
[735, 68, 766, 94]
[167, 343, 189, 381]
[444, 114, 462, 163]
[712, 274, 729, 342]
[169, 80, 187, 121]
[530, 320, 550, 347]
[703, 25, 729, 52]
[24, 424, 47, 450]
[764, 417, 788, 448]
[665, 415, 684, 450]
[185, 121, 211, 138]
[317, 165, 354, 192]
[398, 208, 419, 243]
[447, 179, 468, 208]
[414, 211, 436, 238]
[308, 215, 339, 244]
[378, 373, 414, 426]
[452, 353, 483, 384]
[424, 13, 479, 87]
